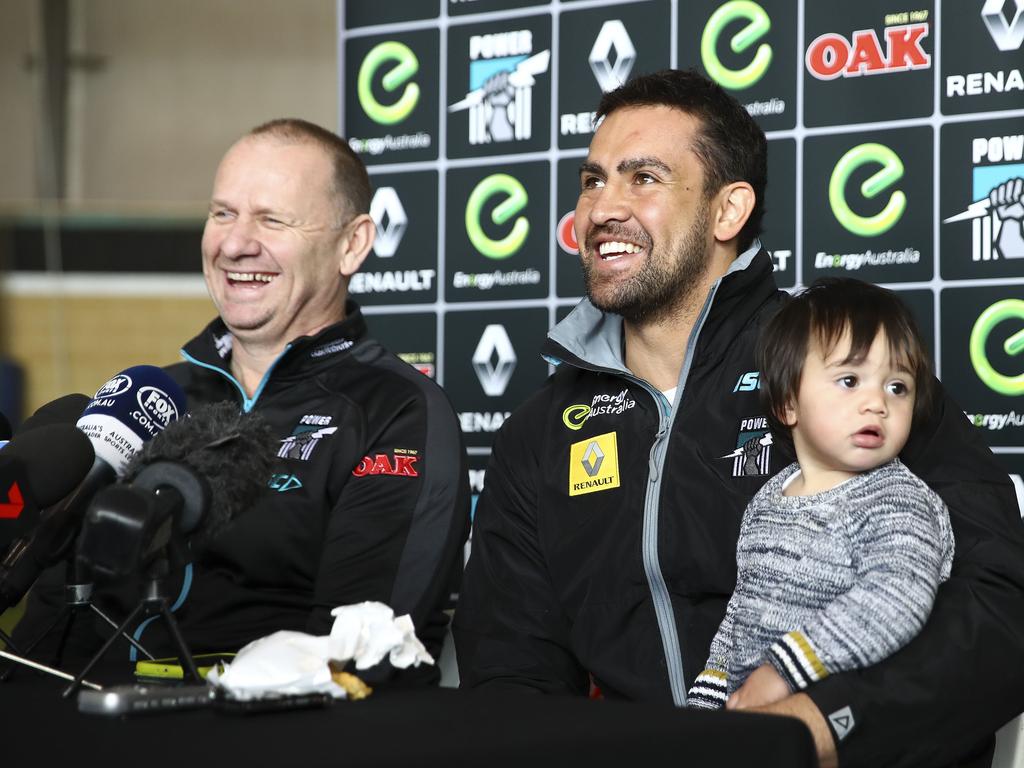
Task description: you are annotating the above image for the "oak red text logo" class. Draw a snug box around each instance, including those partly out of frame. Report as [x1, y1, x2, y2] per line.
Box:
[806, 24, 930, 80]
[352, 452, 420, 477]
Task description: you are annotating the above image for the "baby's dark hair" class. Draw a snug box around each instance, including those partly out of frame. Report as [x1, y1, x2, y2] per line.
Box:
[759, 277, 935, 451]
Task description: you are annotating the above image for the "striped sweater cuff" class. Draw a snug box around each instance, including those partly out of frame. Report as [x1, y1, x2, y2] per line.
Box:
[767, 631, 829, 691]
[688, 669, 728, 709]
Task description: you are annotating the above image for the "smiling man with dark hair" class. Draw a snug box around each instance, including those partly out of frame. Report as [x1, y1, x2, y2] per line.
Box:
[454, 69, 1024, 767]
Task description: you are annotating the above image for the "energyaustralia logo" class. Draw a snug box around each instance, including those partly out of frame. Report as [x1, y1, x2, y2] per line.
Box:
[966, 410, 1024, 430]
[449, 30, 550, 145]
[350, 41, 431, 156]
[702, 1, 785, 116]
[560, 20, 635, 137]
[806, 13, 930, 80]
[457, 173, 540, 290]
[969, 299, 1024, 396]
[946, 1, 1023, 98]
[562, 389, 638, 430]
[472, 324, 517, 397]
[829, 143, 906, 237]
[942, 134, 1024, 263]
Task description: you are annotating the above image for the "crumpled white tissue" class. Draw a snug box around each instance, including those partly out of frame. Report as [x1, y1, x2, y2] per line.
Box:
[207, 601, 434, 700]
[328, 602, 434, 670]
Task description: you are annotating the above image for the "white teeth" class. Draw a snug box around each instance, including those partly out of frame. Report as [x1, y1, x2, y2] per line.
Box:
[598, 241, 641, 257]
[227, 271, 276, 283]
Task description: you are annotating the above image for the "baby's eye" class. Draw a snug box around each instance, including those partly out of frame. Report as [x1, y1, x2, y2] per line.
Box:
[837, 375, 858, 388]
[887, 381, 910, 396]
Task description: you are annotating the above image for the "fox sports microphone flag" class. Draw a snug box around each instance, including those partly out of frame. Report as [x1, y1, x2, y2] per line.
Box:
[76, 366, 186, 477]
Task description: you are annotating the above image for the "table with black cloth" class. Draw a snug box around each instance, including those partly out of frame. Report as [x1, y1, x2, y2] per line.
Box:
[0, 674, 816, 767]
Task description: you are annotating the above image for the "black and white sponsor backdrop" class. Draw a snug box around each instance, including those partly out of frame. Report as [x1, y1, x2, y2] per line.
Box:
[339, 0, 1024, 508]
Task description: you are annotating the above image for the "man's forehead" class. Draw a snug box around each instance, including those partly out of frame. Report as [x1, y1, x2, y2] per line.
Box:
[214, 136, 333, 196]
[585, 105, 701, 163]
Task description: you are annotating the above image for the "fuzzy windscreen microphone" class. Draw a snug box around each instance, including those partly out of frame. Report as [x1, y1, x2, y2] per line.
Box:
[121, 401, 276, 553]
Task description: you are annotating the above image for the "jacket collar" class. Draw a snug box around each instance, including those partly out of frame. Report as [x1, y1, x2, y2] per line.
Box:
[544, 241, 776, 375]
[180, 299, 368, 378]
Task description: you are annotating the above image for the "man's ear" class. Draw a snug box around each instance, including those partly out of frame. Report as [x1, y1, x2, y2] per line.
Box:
[712, 182, 755, 244]
[338, 213, 375, 278]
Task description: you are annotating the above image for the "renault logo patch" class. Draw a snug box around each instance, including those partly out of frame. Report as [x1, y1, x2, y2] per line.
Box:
[569, 432, 620, 496]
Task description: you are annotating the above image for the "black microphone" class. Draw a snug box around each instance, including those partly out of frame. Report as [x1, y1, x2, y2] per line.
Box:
[0, 367, 186, 613]
[0, 425, 96, 552]
[0, 411, 11, 442]
[15, 394, 91, 436]
[77, 402, 275, 580]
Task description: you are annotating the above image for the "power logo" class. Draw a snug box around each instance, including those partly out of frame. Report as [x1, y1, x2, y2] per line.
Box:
[465, 174, 529, 259]
[358, 41, 420, 125]
[369, 187, 408, 258]
[569, 432, 620, 496]
[970, 299, 1024, 396]
[806, 22, 930, 80]
[829, 143, 906, 237]
[701, 1, 773, 90]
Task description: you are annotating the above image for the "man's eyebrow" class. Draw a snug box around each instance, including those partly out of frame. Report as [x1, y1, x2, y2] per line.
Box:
[617, 157, 672, 175]
[579, 161, 603, 177]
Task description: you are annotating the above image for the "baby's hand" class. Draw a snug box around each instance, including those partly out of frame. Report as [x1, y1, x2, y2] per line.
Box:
[726, 664, 790, 710]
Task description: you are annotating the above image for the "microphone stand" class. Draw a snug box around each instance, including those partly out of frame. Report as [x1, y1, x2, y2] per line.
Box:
[64, 536, 199, 697]
[0, 554, 154, 683]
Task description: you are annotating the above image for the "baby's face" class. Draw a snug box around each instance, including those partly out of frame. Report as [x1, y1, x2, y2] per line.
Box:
[783, 329, 916, 487]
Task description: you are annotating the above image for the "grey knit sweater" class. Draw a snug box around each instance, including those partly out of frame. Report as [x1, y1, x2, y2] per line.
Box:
[688, 458, 954, 709]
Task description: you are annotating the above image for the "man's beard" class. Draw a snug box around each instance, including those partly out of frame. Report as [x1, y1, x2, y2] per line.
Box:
[581, 202, 712, 325]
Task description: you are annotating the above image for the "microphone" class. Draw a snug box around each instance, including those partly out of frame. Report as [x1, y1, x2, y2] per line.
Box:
[0, 367, 186, 613]
[77, 402, 275, 580]
[0, 411, 11, 442]
[0, 425, 96, 551]
[15, 394, 91, 436]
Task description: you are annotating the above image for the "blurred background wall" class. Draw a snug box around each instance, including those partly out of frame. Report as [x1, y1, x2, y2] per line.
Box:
[0, 0, 337, 423]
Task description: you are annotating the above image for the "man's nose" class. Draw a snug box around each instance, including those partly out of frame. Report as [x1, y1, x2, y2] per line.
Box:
[218, 218, 261, 259]
[587, 182, 630, 225]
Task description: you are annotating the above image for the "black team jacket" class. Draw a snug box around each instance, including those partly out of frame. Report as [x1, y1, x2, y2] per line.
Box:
[18, 301, 469, 685]
[454, 245, 1024, 765]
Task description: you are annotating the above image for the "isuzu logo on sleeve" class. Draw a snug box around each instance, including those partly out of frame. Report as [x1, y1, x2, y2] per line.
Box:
[370, 186, 408, 258]
[589, 20, 636, 93]
[472, 324, 517, 397]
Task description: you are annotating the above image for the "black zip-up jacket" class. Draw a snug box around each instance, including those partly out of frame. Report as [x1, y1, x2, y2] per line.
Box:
[454, 246, 1024, 765]
[18, 302, 470, 685]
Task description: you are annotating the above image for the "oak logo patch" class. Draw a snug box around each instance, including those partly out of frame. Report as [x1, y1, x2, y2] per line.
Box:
[352, 448, 420, 478]
[569, 432, 620, 496]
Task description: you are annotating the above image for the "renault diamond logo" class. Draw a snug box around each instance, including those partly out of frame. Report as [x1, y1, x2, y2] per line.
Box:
[982, 0, 1024, 51]
[472, 324, 517, 397]
[589, 20, 636, 93]
[581, 441, 604, 477]
[369, 187, 407, 258]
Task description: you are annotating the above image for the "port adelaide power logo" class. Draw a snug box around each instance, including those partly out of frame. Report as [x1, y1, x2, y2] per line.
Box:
[278, 415, 338, 461]
[721, 417, 774, 477]
[447, 20, 552, 156]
